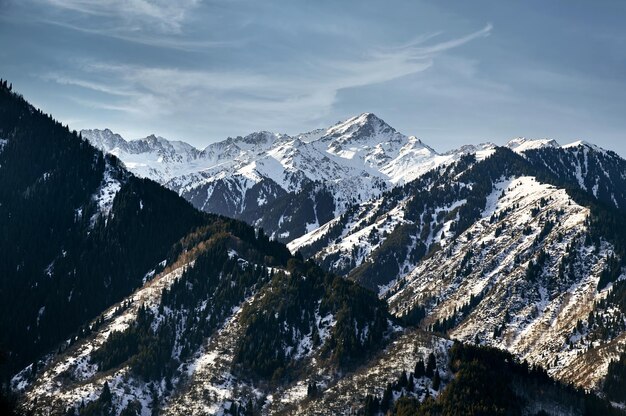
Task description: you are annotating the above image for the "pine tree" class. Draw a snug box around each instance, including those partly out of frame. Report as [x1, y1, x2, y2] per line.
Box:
[398, 370, 408, 389]
[307, 382, 318, 398]
[407, 374, 415, 392]
[426, 352, 436, 378]
[100, 382, 112, 406]
[432, 370, 441, 391]
[381, 383, 393, 413]
[414, 359, 426, 378]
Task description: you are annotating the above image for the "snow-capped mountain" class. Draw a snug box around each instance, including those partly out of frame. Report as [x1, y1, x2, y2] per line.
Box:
[83, 115, 495, 242]
[15, 159, 623, 415]
[82, 128, 203, 182]
[84, 121, 626, 248]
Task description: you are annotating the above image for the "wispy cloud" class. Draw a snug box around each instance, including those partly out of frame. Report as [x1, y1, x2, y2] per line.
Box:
[37, 17, 244, 51]
[45, 24, 493, 136]
[35, 0, 202, 33]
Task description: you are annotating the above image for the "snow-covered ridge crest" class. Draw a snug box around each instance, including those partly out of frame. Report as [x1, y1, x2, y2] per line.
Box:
[82, 118, 617, 244]
[562, 139, 608, 154]
[506, 137, 560, 153]
[506, 137, 612, 155]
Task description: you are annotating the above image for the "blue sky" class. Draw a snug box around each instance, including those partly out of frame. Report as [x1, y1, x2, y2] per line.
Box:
[1, 0, 625, 155]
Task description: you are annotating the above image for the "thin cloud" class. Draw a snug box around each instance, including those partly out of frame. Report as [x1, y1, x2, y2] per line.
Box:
[38, 18, 243, 51]
[46, 25, 494, 137]
[34, 0, 202, 33]
[413, 23, 492, 55]
[44, 73, 139, 97]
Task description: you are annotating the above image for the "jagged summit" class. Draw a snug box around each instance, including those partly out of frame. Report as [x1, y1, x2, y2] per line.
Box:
[231, 131, 289, 146]
[86, 129, 200, 155]
[505, 137, 612, 156]
[82, 128, 128, 150]
[322, 112, 403, 148]
[444, 142, 496, 156]
[325, 112, 394, 135]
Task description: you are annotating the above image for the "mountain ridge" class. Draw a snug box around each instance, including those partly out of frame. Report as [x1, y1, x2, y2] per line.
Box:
[84, 117, 613, 246]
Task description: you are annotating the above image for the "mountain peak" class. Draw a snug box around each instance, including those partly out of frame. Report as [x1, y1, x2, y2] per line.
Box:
[238, 131, 287, 144]
[81, 128, 128, 151]
[562, 139, 607, 153]
[328, 112, 389, 132]
[506, 137, 560, 153]
[322, 113, 401, 148]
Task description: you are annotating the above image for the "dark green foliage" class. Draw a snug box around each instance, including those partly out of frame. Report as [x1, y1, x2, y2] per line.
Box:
[306, 382, 319, 399]
[402, 304, 426, 326]
[360, 342, 622, 416]
[0, 83, 296, 379]
[525, 250, 548, 282]
[350, 223, 425, 291]
[0, 84, 218, 377]
[362, 394, 380, 416]
[90, 325, 140, 372]
[346, 149, 562, 291]
[598, 255, 622, 291]
[431, 370, 440, 391]
[79, 382, 113, 416]
[321, 270, 391, 368]
[414, 359, 425, 378]
[394, 396, 421, 416]
[604, 352, 626, 403]
[524, 146, 626, 212]
[0, 347, 18, 416]
[341, 146, 626, 300]
[234, 259, 392, 383]
[92, 230, 279, 381]
[0, 384, 18, 416]
[437, 343, 522, 415]
[380, 383, 393, 413]
[356, 351, 441, 415]
[119, 400, 142, 416]
[425, 352, 436, 378]
[431, 292, 484, 334]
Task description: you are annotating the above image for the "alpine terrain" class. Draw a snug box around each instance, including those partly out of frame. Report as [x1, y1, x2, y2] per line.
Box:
[2, 80, 626, 416]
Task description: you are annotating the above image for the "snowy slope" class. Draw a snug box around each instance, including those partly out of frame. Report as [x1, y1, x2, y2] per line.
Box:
[292, 138, 625, 276]
[14, 233, 285, 416]
[293, 147, 626, 392]
[523, 140, 626, 210]
[13, 262, 190, 413]
[14, 141, 626, 415]
[386, 176, 620, 388]
[13, 208, 401, 416]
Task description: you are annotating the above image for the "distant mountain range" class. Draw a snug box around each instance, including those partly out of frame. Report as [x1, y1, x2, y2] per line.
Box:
[83, 115, 625, 245]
